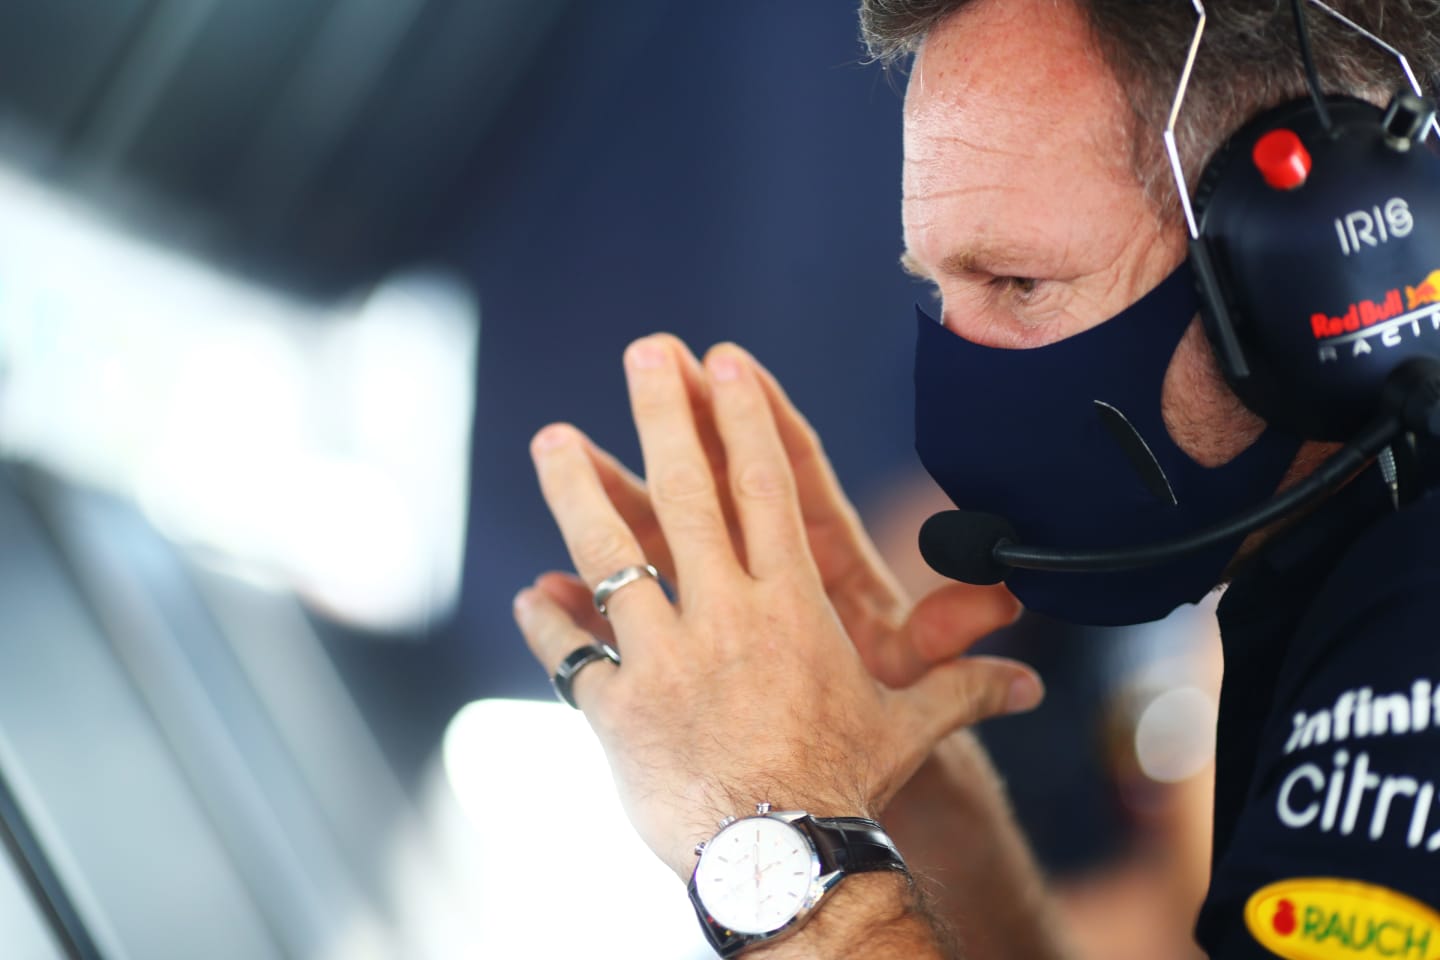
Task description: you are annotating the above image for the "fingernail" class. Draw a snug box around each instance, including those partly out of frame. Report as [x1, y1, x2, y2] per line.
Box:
[708, 352, 742, 382]
[532, 425, 571, 453]
[1006, 675, 1044, 714]
[626, 340, 665, 370]
[513, 589, 535, 621]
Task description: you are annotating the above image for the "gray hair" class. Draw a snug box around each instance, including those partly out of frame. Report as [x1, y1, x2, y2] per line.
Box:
[861, 0, 1440, 214]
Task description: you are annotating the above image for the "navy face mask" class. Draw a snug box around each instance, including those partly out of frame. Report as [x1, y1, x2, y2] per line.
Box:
[914, 263, 1303, 626]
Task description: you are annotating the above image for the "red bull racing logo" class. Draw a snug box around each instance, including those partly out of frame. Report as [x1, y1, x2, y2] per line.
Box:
[1311, 290, 1405, 339]
[1310, 267, 1440, 364]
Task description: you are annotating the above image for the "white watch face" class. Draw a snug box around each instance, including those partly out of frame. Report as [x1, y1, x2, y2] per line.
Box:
[695, 816, 818, 935]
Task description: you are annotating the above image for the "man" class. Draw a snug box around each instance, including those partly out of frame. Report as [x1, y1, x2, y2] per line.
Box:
[514, 0, 1440, 956]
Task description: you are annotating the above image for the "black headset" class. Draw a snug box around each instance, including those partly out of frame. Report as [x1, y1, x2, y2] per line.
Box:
[1190, 1, 1440, 444]
[921, 0, 1440, 582]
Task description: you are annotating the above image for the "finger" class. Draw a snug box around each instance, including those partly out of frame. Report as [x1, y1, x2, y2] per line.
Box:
[872, 582, 1023, 687]
[532, 423, 673, 629]
[705, 344, 810, 580]
[900, 656, 1045, 745]
[585, 365, 747, 584]
[672, 343, 730, 490]
[535, 570, 616, 647]
[749, 353, 894, 594]
[624, 336, 739, 588]
[515, 586, 620, 713]
[746, 351, 914, 660]
[584, 441, 676, 581]
[675, 344, 748, 570]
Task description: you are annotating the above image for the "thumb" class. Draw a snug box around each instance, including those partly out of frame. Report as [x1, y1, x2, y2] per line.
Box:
[876, 582, 1022, 687]
[902, 655, 1045, 745]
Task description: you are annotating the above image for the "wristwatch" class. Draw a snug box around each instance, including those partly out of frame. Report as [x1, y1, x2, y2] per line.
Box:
[687, 803, 909, 957]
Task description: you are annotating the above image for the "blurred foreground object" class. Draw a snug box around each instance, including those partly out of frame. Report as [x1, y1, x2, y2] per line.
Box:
[0, 464, 485, 959]
[437, 699, 715, 959]
[0, 165, 477, 632]
[0, 0, 567, 293]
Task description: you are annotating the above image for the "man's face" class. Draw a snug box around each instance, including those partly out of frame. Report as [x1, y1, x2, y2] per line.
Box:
[900, 0, 1184, 346]
[900, 0, 1266, 467]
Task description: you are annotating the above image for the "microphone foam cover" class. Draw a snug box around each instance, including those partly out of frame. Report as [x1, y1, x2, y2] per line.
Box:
[918, 510, 1018, 586]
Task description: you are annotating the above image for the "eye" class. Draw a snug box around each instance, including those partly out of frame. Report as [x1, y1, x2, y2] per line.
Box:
[991, 276, 1039, 299]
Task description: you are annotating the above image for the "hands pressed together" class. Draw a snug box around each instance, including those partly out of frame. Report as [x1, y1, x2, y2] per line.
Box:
[512, 334, 1043, 884]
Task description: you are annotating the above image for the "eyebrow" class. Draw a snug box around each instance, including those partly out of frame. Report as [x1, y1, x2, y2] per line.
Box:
[900, 243, 1037, 281]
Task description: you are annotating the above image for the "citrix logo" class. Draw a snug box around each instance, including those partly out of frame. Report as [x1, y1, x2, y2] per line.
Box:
[1336, 199, 1415, 256]
[1276, 749, 1440, 850]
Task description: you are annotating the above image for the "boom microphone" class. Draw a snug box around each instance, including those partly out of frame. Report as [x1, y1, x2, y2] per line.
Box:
[921, 410, 1403, 584]
[918, 511, 1017, 586]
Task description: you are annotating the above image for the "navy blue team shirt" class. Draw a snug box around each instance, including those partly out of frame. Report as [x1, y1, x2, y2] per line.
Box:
[1197, 464, 1440, 958]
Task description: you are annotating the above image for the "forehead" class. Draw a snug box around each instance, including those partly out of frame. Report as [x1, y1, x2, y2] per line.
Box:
[905, 0, 1111, 133]
[902, 0, 1147, 266]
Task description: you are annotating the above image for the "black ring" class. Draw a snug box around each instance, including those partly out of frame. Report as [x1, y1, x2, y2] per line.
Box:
[550, 642, 621, 709]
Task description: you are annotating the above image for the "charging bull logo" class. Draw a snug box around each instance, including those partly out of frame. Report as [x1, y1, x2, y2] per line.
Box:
[1406, 270, 1440, 310]
[1310, 267, 1440, 364]
[1246, 879, 1440, 959]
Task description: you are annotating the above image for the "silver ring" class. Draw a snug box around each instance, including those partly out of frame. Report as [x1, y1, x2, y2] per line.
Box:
[551, 642, 621, 710]
[593, 563, 660, 617]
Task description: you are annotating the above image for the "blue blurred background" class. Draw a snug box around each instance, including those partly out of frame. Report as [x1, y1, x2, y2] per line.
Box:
[456, 0, 920, 702]
[0, 2, 1218, 957]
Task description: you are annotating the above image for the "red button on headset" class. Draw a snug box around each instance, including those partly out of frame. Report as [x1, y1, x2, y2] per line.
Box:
[1253, 129, 1312, 190]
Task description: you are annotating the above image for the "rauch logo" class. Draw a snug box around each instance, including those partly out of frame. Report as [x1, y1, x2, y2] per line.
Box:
[1245, 878, 1440, 959]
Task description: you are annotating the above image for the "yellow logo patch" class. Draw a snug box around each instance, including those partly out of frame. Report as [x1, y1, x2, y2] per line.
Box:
[1245, 879, 1440, 959]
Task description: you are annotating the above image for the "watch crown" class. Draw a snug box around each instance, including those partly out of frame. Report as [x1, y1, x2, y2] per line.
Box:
[718, 815, 737, 828]
[694, 840, 707, 856]
[756, 802, 772, 815]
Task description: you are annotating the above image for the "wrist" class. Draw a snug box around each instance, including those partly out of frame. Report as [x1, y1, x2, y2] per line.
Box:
[748, 872, 950, 960]
[667, 784, 877, 881]
[686, 806, 914, 957]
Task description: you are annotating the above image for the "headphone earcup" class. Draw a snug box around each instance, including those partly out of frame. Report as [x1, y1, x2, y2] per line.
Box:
[1192, 95, 1440, 442]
